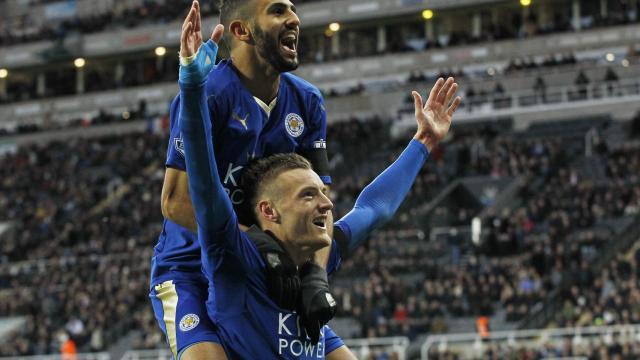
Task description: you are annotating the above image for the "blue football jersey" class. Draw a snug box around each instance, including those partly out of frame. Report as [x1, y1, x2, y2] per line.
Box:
[152, 59, 330, 286]
[204, 211, 343, 359]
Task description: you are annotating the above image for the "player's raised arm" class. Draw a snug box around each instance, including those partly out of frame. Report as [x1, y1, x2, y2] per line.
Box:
[178, 1, 229, 238]
[335, 77, 461, 255]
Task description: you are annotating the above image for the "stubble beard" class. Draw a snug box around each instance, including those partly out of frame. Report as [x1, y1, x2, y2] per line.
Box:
[253, 23, 299, 73]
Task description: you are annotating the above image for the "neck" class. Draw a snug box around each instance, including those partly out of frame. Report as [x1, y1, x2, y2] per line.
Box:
[263, 226, 312, 266]
[231, 47, 280, 104]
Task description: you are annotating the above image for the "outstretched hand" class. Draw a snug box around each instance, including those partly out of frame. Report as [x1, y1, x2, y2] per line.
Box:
[179, 1, 224, 85]
[180, 0, 224, 59]
[412, 77, 462, 151]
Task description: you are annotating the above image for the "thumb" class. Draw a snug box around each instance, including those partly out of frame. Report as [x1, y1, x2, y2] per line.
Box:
[211, 24, 224, 43]
[412, 91, 423, 117]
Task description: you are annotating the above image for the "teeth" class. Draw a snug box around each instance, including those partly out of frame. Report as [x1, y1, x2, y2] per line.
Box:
[281, 34, 297, 51]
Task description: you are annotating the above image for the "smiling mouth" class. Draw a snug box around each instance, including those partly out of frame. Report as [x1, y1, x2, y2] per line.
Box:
[280, 35, 297, 56]
[312, 217, 327, 230]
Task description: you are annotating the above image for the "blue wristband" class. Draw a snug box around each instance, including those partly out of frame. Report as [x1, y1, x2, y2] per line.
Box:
[179, 39, 219, 87]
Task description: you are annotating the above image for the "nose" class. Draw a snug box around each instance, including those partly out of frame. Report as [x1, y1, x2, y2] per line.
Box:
[319, 191, 333, 212]
[286, 9, 300, 28]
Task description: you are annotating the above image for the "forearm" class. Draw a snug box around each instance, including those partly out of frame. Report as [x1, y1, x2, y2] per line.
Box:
[164, 196, 197, 232]
[337, 139, 429, 251]
[180, 81, 233, 236]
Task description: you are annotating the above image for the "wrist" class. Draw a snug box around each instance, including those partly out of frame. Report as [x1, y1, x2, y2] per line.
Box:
[180, 54, 196, 66]
[413, 133, 437, 152]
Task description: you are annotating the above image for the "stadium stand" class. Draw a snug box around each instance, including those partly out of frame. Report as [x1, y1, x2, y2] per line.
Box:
[2, 0, 640, 359]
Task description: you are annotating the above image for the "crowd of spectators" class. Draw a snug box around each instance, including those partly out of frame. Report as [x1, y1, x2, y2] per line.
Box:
[0, 0, 217, 47]
[0, 0, 329, 47]
[2, 0, 638, 50]
[327, 125, 640, 338]
[0, 115, 639, 356]
[0, 127, 165, 356]
[2, 0, 640, 107]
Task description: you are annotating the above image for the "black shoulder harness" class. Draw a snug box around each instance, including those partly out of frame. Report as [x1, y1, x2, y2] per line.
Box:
[246, 225, 301, 311]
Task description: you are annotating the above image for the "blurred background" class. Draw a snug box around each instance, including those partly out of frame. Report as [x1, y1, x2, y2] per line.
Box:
[1, 0, 640, 359]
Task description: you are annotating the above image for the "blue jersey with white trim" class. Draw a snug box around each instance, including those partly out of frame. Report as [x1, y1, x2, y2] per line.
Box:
[208, 215, 343, 359]
[177, 60, 429, 357]
[151, 59, 330, 286]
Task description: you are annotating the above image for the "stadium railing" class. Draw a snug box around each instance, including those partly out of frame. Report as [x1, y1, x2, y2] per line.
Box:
[344, 336, 410, 360]
[0, 353, 110, 360]
[420, 324, 640, 360]
[120, 337, 409, 360]
[120, 350, 170, 360]
[391, 76, 640, 135]
[5, 60, 639, 137]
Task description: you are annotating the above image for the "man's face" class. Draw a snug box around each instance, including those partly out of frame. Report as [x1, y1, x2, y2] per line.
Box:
[271, 168, 333, 250]
[252, 0, 300, 72]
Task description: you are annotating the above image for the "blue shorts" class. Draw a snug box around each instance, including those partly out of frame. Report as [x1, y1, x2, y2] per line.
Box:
[149, 277, 221, 359]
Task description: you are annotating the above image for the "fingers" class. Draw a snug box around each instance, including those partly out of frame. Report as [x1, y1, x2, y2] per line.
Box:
[184, 2, 196, 29]
[181, 1, 197, 38]
[444, 82, 459, 106]
[447, 96, 462, 117]
[412, 91, 424, 117]
[194, 1, 201, 34]
[181, 21, 193, 47]
[436, 77, 454, 105]
[211, 24, 224, 43]
[427, 78, 445, 106]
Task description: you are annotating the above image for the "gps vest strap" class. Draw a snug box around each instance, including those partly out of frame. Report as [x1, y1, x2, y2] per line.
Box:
[246, 225, 300, 311]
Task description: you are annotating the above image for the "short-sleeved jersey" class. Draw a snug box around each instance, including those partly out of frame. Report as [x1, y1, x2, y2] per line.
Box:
[152, 59, 330, 286]
[204, 212, 344, 359]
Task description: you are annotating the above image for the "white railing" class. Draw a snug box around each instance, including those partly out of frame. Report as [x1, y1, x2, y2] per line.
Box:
[344, 336, 410, 360]
[390, 75, 640, 135]
[421, 324, 640, 360]
[119, 349, 171, 360]
[0, 353, 110, 360]
[121, 337, 409, 360]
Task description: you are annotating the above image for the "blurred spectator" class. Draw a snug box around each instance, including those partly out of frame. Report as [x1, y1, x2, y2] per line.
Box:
[574, 70, 590, 100]
[533, 75, 547, 103]
[59, 332, 76, 360]
[604, 67, 620, 96]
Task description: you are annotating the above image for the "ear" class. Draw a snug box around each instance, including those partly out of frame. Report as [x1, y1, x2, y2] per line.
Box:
[258, 200, 280, 223]
[229, 19, 252, 43]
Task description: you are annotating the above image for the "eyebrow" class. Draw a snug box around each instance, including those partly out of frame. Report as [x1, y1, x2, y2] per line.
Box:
[267, 2, 297, 14]
[298, 185, 320, 196]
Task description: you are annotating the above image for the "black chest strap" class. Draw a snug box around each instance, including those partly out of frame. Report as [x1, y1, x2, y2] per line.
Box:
[246, 225, 300, 311]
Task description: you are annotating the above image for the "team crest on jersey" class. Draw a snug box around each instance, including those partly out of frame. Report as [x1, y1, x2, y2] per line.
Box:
[174, 136, 185, 157]
[179, 314, 200, 332]
[284, 113, 304, 138]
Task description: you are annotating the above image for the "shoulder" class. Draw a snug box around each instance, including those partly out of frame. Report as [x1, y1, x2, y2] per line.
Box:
[205, 59, 241, 99]
[281, 72, 324, 102]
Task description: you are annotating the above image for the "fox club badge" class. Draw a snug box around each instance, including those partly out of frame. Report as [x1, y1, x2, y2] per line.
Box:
[179, 313, 200, 332]
[285, 113, 304, 138]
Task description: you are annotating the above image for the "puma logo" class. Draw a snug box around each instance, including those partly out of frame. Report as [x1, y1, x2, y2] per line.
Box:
[231, 112, 248, 130]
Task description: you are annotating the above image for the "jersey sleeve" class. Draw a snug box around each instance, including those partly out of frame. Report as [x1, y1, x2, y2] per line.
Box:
[166, 95, 186, 170]
[336, 139, 429, 254]
[298, 91, 331, 184]
[179, 79, 264, 277]
[324, 326, 346, 355]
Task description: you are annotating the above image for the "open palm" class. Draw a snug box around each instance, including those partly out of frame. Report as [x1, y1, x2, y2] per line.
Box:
[412, 77, 461, 151]
[180, 1, 223, 58]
